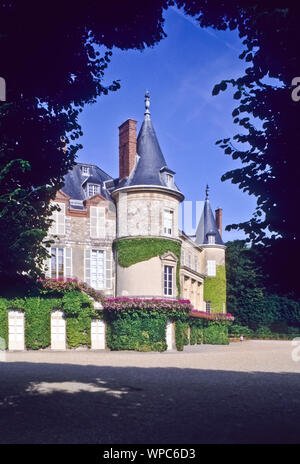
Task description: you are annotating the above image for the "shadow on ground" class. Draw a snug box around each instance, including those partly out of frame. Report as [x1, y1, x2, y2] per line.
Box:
[0, 362, 299, 444]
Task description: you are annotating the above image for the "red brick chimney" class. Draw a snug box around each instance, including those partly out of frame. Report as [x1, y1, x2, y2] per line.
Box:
[215, 208, 222, 237]
[119, 119, 137, 179]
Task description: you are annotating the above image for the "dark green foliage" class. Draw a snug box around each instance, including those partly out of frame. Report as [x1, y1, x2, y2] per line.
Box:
[106, 310, 167, 352]
[61, 291, 94, 317]
[175, 320, 189, 351]
[0, 289, 100, 350]
[115, 237, 182, 295]
[229, 322, 300, 340]
[23, 297, 58, 350]
[190, 321, 204, 345]
[229, 324, 254, 338]
[180, 2, 300, 297]
[62, 291, 96, 348]
[66, 312, 91, 348]
[226, 240, 300, 328]
[0, 1, 169, 282]
[0, 296, 60, 350]
[179, 318, 229, 348]
[0, 299, 8, 348]
[203, 321, 229, 345]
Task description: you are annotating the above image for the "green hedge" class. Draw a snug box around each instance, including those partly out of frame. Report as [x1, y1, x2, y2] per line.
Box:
[114, 237, 182, 296]
[106, 310, 168, 352]
[189, 318, 229, 345]
[0, 291, 99, 350]
[0, 299, 9, 348]
[24, 297, 59, 350]
[203, 321, 229, 345]
[175, 320, 189, 351]
[190, 321, 204, 345]
[0, 296, 61, 350]
[229, 323, 300, 340]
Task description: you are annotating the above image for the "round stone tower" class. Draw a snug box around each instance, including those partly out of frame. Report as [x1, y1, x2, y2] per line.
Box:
[112, 92, 184, 298]
[195, 185, 227, 313]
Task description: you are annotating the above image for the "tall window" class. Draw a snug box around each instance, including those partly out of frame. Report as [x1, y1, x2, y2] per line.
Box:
[181, 249, 185, 266]
[90, 206, 105, 238]
[163, 210, 173, 236]
[51, 248, 64, 278]
[194, 256, 198, 272]
[91, 250, 105, 289]
[206, 301, 211, 313]
[188, 252, 192, 268]
[207, 260, 216, 277]
[164, 265, 173, 296]
[50, 202, 65, 235]
[88, 183, 100, 197]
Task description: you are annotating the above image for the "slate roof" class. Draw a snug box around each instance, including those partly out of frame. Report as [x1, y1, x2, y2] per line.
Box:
[195, 187, 224, 246]
[120, 92, 181, 194]
[61, 163, 113, 205]
[61, 93, 182, 202]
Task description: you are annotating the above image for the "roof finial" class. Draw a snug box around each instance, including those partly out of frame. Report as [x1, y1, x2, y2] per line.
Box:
[144, 90, 150, 120]
[206, 184, 209, 200]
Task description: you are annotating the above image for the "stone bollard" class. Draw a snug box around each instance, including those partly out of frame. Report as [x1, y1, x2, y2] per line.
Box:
[8, 310, 25, 351]
[51, 310, 66, 350]
[91, 319, 106, 350]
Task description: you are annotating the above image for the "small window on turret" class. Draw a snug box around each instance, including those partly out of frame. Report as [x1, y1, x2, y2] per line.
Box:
[166, 174, 173, 187]
[163, 210, 173, 236]
[208, 235, 215, 244]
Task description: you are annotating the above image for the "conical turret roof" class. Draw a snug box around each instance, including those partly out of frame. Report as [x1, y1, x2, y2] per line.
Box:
[195, 185, 224, 245]
[123, 91, 181, 193]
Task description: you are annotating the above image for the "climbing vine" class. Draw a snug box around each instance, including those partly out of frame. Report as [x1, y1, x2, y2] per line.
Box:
[0, 290, 101, 350]
[114, 237, 182, 296]
[204, 265, 226, 313]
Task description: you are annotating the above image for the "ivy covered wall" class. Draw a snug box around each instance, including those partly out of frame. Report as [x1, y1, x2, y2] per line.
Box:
[0, 290, 100, 350]
[114, 237, 182, 296]
[203, 265, 226, 313]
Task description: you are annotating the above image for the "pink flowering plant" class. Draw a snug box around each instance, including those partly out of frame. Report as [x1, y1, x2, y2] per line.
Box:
[103, 297, 193, 315]
[190, 308, 234, 322]
[38, 277, 105, 304]
[103, 297, 234, 322]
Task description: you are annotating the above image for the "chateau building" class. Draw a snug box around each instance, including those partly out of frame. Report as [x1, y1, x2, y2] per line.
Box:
[45, 93, 226, 313]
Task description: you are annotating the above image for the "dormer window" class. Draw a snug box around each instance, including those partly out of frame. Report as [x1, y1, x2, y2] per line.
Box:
[88, 183, 100, 197]
[207, 232, 216, 244]
[160, 166, 175, 189]
[166, 174, 174, 188]
[81, 165, 90, 176]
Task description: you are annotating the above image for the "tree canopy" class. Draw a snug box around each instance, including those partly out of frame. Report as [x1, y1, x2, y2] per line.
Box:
[226, 240, 300, 328]
[0, 0, 169, 283]
[0, 1, 299, 296]
[176, 1, 300, 296]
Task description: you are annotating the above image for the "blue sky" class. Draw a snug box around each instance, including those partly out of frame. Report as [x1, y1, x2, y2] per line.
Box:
[78, 6, 257, 242]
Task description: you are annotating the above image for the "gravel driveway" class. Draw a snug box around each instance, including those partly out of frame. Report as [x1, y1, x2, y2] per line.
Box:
[1, 341, 300, 444]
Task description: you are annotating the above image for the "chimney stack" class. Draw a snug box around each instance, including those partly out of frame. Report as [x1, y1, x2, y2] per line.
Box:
[215, 208, 222, 237]
[119, 119, 137, 179]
